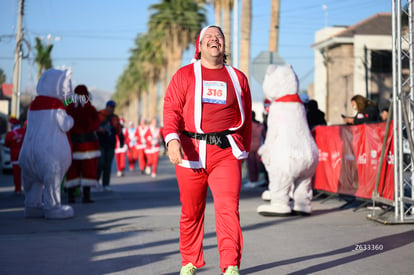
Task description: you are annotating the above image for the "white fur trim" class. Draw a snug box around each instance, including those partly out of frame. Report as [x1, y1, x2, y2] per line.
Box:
[179, 160, 203, 169]
[145, 148, 160, 154]
[227, 134, 248, 160]
[165, 133, 180, 145]
[115, 146, 127, 154]
[73, 150, 101, 159]
[81, 178, 98, 187]
[193, 61, 204, 134]
[65, 178, 81, 188]
[224, 65, 244, 131]
[65, 177, 97, 188]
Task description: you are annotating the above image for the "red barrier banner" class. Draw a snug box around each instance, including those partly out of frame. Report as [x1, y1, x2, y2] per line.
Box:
[313, 122, 394, 200]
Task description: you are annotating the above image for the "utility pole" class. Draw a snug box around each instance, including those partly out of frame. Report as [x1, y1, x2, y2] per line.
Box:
[232, 0, 239, 68]
[269, 0, 280, 52]
[11, 0, 24, 119]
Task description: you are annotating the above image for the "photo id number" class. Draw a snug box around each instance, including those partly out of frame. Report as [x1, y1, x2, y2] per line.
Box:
[352, 243, 383, 251]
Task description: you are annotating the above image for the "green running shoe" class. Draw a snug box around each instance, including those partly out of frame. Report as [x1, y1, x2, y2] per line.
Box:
[180, 263, 197, 275]
[224, 265, 239, 275]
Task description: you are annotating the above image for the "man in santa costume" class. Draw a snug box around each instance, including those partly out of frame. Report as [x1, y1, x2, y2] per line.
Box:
[19, 68, 74, 219]
[4, 117, 26, 193]
[144, 117, 161, 178]
[114, 118, 128, 177]
[163, 25, 252, 275]
[65, 84, 101, 203]
[126, 121, 138, 171]
[134, 117, 149, 174]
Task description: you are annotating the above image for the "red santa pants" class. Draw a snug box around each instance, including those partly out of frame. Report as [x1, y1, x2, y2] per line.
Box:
[12, 164, 22, 192]
[115, 152, 126, 172]
[127, 147, 138, 170]
[137, 148, 147, 172]
[175, 145, 243, 272]
[66, 158, 98, 187]
[146, 151, 159, 175]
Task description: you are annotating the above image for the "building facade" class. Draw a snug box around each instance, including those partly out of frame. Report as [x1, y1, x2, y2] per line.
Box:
[312, 13, 393, 125]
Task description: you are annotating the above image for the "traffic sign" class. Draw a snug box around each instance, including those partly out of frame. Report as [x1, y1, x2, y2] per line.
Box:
[252, 51, 285, 85]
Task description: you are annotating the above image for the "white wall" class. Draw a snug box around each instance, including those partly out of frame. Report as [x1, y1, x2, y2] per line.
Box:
[353, 35, 392, 98]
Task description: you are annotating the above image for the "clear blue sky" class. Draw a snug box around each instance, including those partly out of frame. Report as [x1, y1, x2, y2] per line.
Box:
[0, 0, 394, 102]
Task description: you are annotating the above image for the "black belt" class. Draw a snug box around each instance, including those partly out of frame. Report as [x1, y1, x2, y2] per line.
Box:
[70, 132, 98, 143]
[182, 130, 234, 149]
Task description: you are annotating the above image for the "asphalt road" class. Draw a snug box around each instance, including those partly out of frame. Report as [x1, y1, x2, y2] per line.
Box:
[0, 155, 413, 275]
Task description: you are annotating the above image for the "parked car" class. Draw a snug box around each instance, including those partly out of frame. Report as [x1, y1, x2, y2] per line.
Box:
[0, 134, 12, 173]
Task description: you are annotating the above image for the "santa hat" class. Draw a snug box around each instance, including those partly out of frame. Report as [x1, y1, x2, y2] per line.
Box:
[73, 84, 91, 106]
[8, 117, 20, 130]
[263, 99, 271, 115]
[192, 25, 225, 63]
[74, 84, 88, 96]
[9, 117, 19, 126]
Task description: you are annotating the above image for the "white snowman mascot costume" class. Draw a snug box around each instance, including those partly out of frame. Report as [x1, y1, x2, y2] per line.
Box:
[19, 68, 75, 219]
[257, 64, 319, 216]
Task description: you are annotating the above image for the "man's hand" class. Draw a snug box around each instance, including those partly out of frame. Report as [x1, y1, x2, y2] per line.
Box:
[167, 139, 184, 165]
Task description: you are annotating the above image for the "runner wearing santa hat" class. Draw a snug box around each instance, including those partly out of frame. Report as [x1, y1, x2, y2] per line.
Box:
[134, 117, 149, 174]
[114, 118, 128, 176]
[65, 85, 101, 203]
[144, 117, 161, 178]
[4, 117, 26, 193]
[126, 121, 138, 171]
[163, 26, 252, 275]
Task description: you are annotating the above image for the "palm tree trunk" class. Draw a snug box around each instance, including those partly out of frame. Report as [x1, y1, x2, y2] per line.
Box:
[214, 0, 221, 25]
[141, 90, 149, 120]
[222, 0, 232, 65]
[129, 93, 140, 126]
[148, 80, 158, 120]
[240, 0, 251, 80]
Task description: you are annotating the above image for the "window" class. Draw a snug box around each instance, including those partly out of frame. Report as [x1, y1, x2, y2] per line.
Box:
[371, 50, 392, 73]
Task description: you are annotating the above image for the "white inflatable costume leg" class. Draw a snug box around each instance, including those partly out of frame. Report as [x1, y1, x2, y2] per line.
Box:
[42, 171, 74, 219]
[257, 170, 293, 216]
[292, 177, 313, 214]
[22, 171, 44, 218]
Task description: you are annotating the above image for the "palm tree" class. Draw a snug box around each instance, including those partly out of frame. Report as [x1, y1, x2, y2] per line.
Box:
[135, 32, 164, 120]
[240, 0, 251, 80]
[114, 34, 146, 120]
[34, 37, 53, 80]
[148, 0, 207, 120]
[114, 0, 207, 122]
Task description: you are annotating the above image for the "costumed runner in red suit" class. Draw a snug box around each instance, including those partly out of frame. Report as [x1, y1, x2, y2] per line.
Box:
[126, 121, 138, 171]
[115, 118, 128, 176]
[135, 118, 149, 174]
[4, 117, 26, 193]
[144, 117, 161, 178]
[65, 85, 101, 203]
[163, 26, 252, 275]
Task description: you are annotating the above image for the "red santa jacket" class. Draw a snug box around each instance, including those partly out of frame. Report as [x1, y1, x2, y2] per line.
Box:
[66, 101, 101, 159]
[115, 127, 129, 154]
[134, 125, 148, 150]
[144, 126, 161, 154]
[163, 60, 252, 169]
[4, 126, 26, 163]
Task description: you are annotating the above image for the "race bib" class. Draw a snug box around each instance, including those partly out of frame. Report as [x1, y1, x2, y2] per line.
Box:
[202, 81, 227, 104]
